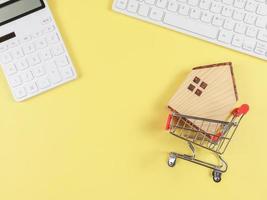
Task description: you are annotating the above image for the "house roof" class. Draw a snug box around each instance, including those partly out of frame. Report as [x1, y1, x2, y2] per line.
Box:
[192, 62, 238, 101]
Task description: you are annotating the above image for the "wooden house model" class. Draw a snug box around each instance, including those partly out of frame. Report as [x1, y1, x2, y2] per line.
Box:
[168, 62, 238, 135]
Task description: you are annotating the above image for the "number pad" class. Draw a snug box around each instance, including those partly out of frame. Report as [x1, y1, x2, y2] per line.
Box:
[0, 21, 76, 101]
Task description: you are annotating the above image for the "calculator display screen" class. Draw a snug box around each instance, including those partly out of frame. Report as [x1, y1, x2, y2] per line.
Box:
[0, 0, 45, 26]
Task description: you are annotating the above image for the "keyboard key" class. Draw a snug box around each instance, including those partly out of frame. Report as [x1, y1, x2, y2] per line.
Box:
[254, 47, 265, 55]
[233, 10, 245, 21]
[0, 53, 13, 64]
[258, 31, 267, 42]
[188, 0, 199, 6]
[25, 82, 38, 94]
[9, 75, 22, 87]
[255, 17, 267, 28]
[157, 0, 168, 8]
[243, 39, 256, 51]
[127, 0, 139, 13]
[257, 5, 267, 16]
[13, 87, 27, 99]
[116, 0, 128, 9]
[3, 64, 17, 75]
[232, 34, 244, 47]
[31, 65, 46, 78]
[201, 11, 213, 23]
[168, 0, 179, 12]
[145, 0, 156, 4]
[221, 7, 233, 17]
[55, 55, 69, 67]
[36, 77, 51, 89]
[244, 13, 256, 24]
[256, 42, 267, 50]
[224, 19, 235, 30]
[27, 55, 41, 66]
[234, 0, 246, 8]
[234, 23, 246, 34]
[39, 49, 53, 61]
[164, 13, 219, 39]
[22, 43, 35, 55]
[245, 1, 257, 12]
[255, 42, 267, 55]
[150, 7, 164, 21]
[210, 2, 223, 13]
[199, 0, 211, 9]
[246, 26, 258, 37]
[190, 8, 201, 19]
[50, 44, 64, 56]
[212, 15, 225, 26]
[15, 59, 29, 71]
[178, 4, 190, 15]
[21, 71, 34, 82]
[138, 4, 150, 16]
[218, 30, 233, 43]
[222, 0, 233, 5]
[60, 67, 75, 79]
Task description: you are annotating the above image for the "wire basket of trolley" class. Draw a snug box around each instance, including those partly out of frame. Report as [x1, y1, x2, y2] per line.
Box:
[165, 104, 249, 183]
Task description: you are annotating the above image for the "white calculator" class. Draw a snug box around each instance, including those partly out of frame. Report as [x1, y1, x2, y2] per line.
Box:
[0, 0, 77, 102]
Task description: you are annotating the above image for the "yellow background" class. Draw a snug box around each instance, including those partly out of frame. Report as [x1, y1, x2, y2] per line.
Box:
[0, 1, 266, 199]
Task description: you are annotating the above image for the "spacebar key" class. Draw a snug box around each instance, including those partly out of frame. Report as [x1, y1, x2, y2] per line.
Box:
[163, 13, 219, 39]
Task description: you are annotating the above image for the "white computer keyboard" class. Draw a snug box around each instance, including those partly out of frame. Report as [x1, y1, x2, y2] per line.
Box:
[113, 0, 267, 60]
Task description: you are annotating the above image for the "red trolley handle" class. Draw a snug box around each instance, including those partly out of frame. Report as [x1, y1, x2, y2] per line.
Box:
[166, 114, 172, 130]
[232, 104, 250, 117]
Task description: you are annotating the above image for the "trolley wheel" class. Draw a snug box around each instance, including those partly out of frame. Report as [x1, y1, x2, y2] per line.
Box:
[212, 170, 222, 183]
[168, 154, 177, 167]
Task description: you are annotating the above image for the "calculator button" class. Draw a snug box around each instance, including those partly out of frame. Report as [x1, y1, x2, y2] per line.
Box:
[27, 55, 41, 66]
[51, 44, 64, 56]
[55, 55, 69, 67]
[0, 45, 8, 53]
[39, 49, 52, 61]
[46, 33, 59, 44]
[21, 35, 32, 43]
[41, 17, 52, 25]
[31, 65, 46, 78]
[0, 53, 13, 64]
[25, 82, 38, 94]
[35, 38, 47, 49]
[33, 31, 44, 38]
[22, 43, 35, 55]
[11, 48, 24, 59]
[9, 75, 22, 87]
[44, 25, 55, 33]
[36, 77, 51, 89]
[45, 63, 62, 84]
[8, 40, 19, 48]
[3, 64, 17, 75]
[13, 87, 27, 99]
[21, 71, 34, 82]
[60, 67, 74, 79]
[15, 59, 29, 71]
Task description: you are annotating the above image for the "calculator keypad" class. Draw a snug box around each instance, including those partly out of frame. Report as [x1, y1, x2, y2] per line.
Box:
[0, 21, 76, 101]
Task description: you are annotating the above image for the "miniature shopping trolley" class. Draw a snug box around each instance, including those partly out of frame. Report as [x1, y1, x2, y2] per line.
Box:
[165, 104, 249, 183]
